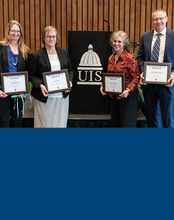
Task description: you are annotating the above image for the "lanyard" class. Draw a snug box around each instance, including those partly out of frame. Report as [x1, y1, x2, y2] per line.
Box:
[11, 94, 32, 119]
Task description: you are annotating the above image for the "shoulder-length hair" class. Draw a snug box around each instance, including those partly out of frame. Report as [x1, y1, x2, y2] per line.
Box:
[41, 26, 59, 45]
[0, 20, 30, 60]
[110, 31, 130, 52]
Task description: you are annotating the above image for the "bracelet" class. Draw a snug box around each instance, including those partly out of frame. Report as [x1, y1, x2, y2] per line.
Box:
[126, 88, 131, 92]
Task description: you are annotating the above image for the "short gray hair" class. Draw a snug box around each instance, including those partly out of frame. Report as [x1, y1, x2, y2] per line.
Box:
[152, 9, 167, 19]
[110, 31, 130, 51]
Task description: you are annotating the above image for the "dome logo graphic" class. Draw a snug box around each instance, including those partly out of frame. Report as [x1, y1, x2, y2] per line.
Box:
[77, 44, 103, 85]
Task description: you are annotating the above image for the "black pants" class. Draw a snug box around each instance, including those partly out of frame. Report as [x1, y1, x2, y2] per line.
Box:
[110, 89, 138, 128]
[0, 96, 23, 127]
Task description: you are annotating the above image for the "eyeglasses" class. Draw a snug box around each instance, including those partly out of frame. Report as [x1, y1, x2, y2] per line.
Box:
[10, 30, 21, 33]
[153, 16, 166, 22]
[45, 35, 57, 39]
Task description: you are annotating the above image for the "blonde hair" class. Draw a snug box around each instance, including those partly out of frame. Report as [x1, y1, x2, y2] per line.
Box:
[41, 26, 59, 44]
[0, 20, 30, 60]
[152, 9, 167, 19]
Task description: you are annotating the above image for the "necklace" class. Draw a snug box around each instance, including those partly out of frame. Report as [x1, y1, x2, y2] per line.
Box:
[12, 56, 18, 65]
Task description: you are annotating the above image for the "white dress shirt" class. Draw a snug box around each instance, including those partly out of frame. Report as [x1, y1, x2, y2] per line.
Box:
[151, 27, 166, 63]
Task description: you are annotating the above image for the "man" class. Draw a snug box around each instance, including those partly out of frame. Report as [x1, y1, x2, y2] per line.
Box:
[137, 9, 174, 128]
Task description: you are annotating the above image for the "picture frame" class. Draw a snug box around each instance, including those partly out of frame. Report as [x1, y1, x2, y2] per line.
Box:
[102, 73, 125, 95]
[143, 62, 171, 85]
[42, 69, 70, 94]
[1, 71, 29, 95]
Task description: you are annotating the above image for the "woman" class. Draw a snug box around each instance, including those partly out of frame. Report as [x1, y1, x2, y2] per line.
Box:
[100, 31, 140, 127]
[29, 26, 73, 127]
[0, 20, 31, 127]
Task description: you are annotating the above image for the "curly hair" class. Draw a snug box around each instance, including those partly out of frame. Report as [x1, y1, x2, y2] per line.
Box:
[110, 31, 130, 52]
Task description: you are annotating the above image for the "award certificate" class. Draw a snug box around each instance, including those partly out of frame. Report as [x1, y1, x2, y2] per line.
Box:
[1, 71, 29, 95]
[143, 62, 171, 85]
[103, 73, 125, 95]
[42, 69, 70, 94]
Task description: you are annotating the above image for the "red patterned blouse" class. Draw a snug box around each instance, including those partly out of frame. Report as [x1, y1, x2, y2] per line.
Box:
[107, 50, 140, 99]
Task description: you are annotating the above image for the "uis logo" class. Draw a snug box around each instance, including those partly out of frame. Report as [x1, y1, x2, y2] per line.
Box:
[77, 44, 103, 85]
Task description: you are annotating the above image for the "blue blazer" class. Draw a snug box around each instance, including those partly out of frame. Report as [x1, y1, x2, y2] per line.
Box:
[137, 28, 174, 94]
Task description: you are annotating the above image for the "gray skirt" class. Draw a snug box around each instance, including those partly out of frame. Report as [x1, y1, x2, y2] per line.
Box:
[34, 96, 69, 128]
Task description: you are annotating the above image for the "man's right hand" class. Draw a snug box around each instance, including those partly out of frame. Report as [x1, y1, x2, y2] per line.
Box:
[140, 72, 147, 85]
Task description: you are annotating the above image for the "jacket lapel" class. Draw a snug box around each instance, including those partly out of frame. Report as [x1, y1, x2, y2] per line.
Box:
[164, 28, 171, 61]
[1, 46, 9, 72]
[42, 46, 51, 71]
[147, 30, 154, 60]
[17, 49, 23, 72]
[56, 47, 63, 69]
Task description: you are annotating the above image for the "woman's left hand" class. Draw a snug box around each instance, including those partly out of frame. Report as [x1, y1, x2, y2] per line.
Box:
[65, 81, 73, 93]
[119, 90, 129, 98]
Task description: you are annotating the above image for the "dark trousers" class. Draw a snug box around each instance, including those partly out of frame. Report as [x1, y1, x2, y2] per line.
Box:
[0, 96, 23, 127]
[110, 89, 138, 128]
[144, 84, 174, 128]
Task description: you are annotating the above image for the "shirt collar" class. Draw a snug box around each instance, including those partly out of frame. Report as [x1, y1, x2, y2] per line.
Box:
[114, 49, 127, 59]
[154, 27, 166, 36]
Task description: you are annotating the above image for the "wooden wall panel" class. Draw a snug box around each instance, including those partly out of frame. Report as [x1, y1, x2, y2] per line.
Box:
[104, 0, 109, 31]
[120, 0, 125, 31]
[114, 0, 119, 32]
[77, 0, 82, 31]
[14, 0, 19, 22]
[146, 0, 151, 31]
[109, 0, 114, 31]
[82, 0, 87, 31]
[0, 0, 3, 40]
[98, 0, 104, 31]
[0, 0, 174, 53]
[9, 0, 14, 21]
[140, 0, 146, 36]
[45, 0, 51, 26]
[24, 0, 30, 47]
[130, 0, 135, 53]
[56, 0, 62, 47]
[19, 0, 24, 33]
[167, 0, 173, 30]
[125, 0, 130, 35]
[4, 0, 9, 29]
[88, 0, 93, 31]
[51, 0, 56, 27]
[135, 0, 140, 45]
[62, 0, 67, 48]
[93, 0, 98, 31]
[30, 0, 35, 51]
[35, 0, 40, 50]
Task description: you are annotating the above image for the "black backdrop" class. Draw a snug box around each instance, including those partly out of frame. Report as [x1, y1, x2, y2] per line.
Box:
[68, 31, 112, 114]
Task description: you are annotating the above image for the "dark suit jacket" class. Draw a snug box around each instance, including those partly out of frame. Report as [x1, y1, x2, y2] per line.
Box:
[29, 46, 74, 103]
[0, 44, 29, 90]
[137, 28, 174, 94]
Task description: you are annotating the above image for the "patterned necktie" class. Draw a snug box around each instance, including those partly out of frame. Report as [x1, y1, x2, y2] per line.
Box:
[150, 33, 162, 62]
